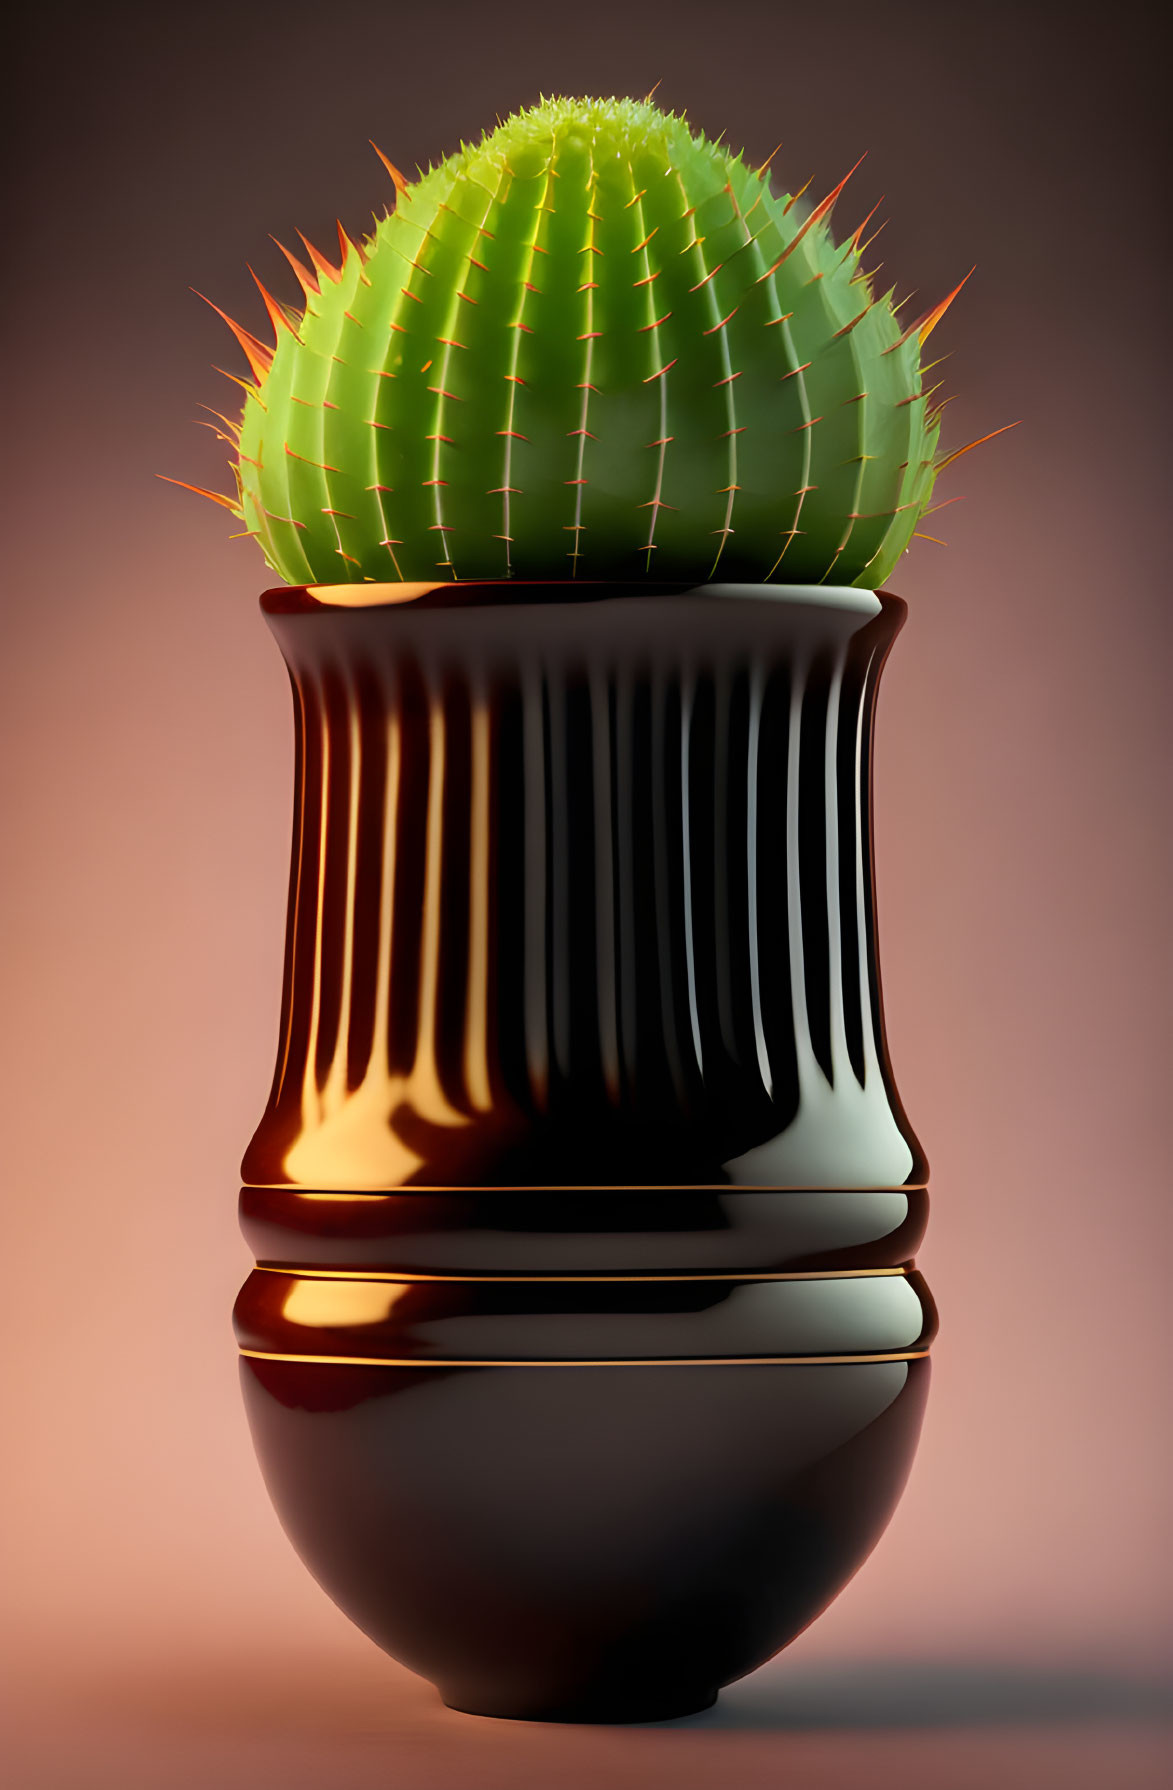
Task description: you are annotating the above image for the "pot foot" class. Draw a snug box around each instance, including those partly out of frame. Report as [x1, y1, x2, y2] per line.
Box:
[440, 1686, 719, 1725]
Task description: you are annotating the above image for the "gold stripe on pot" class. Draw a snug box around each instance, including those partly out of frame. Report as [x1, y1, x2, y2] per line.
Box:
[250, 1264, 912, 1282]
[239, 1348, 933, 1367]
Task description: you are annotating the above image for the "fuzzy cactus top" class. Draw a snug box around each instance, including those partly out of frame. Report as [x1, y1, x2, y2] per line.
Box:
[211, 96, 961, 589]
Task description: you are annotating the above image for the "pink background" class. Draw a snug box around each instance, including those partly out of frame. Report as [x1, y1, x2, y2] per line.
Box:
[4, 1, 1168, 1784]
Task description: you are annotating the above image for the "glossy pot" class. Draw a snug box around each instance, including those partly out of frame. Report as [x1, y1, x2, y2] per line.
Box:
[235, 579, 933, 1721]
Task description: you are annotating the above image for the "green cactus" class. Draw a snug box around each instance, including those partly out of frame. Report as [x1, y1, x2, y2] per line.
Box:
[190, 96, 979, 589]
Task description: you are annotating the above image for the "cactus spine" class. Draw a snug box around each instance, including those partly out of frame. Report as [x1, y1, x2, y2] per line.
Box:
[198, 97, 971, 589]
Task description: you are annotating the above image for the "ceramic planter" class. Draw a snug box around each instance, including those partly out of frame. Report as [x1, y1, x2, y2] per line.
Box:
[234, 579, 934, 1722]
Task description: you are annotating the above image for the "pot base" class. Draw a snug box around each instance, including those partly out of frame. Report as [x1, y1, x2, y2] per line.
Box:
[241, 1356, 929, 1712]
[440, 1685, 719, 1725]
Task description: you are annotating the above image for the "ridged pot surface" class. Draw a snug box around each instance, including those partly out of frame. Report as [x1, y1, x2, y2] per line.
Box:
[243, 581, 925, 1191]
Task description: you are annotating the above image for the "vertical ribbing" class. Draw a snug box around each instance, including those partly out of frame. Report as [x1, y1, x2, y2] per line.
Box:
[322, 669, 362, 1104]
[745, 658, 772, 1099]
[464, 679, 493, 1111]
[712, 663, 738, 1065]
[823, 647, 851, 1084]
[784, 653, 811, 1081]
[272, 669, 309, 1107]
[371, 705, 402, 1081]
[522, 658, 550, 1108]
[614, 661, 639, 1099]
[679, 672, 705, 1084]
[591, 665, 621, 1102]
[410, 673, 454, 1122]
[856, 636, 887, 1082]
[651, 666, 689, 1109]
[547, 671, 572, 1086]
[246, 592, 919, 1190]
[300, 669, 331, 1135]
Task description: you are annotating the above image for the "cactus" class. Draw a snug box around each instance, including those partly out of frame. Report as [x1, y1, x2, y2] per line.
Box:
[186, 95, 992, 589]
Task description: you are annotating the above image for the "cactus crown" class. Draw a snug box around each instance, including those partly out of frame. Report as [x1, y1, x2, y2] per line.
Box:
[197, 96, 967, 589]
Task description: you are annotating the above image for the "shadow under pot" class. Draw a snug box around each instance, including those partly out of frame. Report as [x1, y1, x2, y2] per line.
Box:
[235, 579, 933, 1723]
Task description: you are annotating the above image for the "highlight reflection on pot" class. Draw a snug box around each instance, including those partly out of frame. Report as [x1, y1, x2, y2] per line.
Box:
[167, 93, 1010, 1724]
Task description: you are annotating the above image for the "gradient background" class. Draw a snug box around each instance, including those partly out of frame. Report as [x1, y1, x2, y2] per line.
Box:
[3, 2, 1169, 1784]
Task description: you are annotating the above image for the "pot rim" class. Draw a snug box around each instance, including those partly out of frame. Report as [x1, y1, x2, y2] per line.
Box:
[261, 579, 887, 618]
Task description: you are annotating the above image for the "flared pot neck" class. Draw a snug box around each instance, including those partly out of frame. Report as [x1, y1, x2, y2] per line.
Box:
[262, 579, 894, 620]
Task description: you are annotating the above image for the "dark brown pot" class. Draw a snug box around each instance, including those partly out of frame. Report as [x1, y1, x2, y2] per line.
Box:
[235, 579, 933, 1722]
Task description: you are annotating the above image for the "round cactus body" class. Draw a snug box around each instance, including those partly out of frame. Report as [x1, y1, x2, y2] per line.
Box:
[223, 97, 952, 588]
